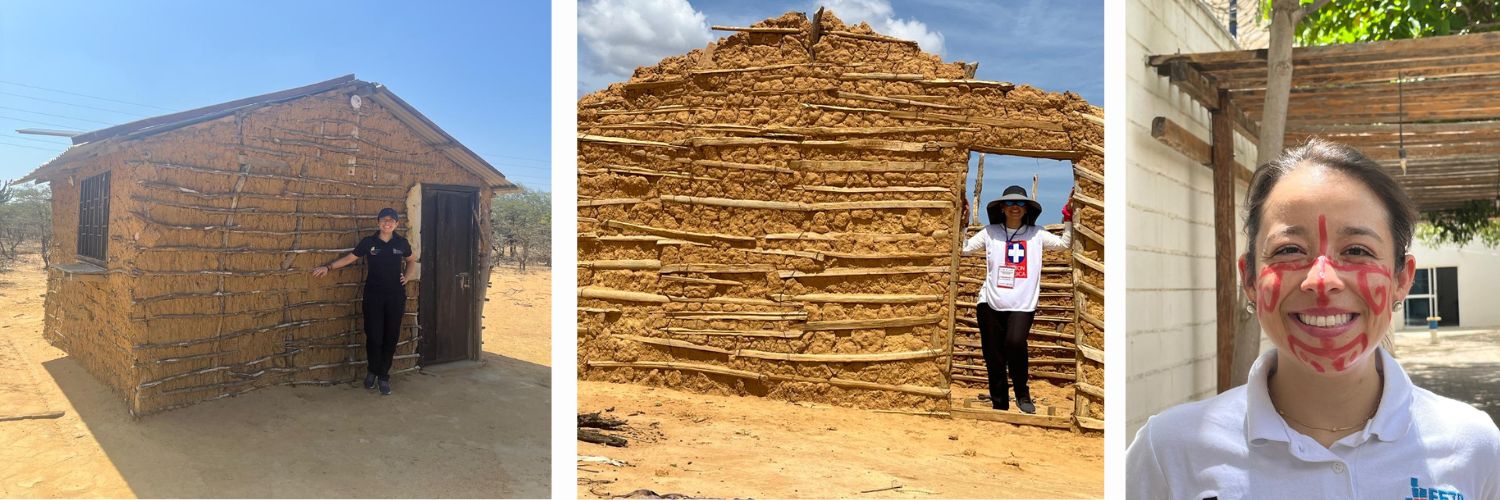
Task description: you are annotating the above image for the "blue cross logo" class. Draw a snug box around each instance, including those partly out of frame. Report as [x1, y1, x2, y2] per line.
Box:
[1007, 242, 1025, 264]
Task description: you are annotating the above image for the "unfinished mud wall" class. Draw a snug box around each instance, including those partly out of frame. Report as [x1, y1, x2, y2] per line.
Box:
[41, 84, 494, 414]
[577, 10, 1104, 423]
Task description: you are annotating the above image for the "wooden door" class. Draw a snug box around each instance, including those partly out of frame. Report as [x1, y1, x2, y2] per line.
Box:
[419, 186, 478, 364]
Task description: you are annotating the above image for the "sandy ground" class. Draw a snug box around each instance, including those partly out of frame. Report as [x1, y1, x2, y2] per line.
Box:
[577, 381, 1103, 499]
[1393, 326, 1500, 424]
[0, 255, 552, 498]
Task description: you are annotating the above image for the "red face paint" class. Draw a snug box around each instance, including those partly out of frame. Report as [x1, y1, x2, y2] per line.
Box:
[1252, 214, 1395, 373]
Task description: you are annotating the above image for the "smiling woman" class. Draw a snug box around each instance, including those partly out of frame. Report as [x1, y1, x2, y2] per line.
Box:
[1125, 140, 1500, 498]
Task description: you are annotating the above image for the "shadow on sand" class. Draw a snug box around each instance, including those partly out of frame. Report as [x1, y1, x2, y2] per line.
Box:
[1404, 361, 1500, 425]
[43, 351, 550, 498]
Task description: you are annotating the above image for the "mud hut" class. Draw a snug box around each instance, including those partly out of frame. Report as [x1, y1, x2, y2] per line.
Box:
[20, 75, 517, 415]
[577, 11, 1104, 430]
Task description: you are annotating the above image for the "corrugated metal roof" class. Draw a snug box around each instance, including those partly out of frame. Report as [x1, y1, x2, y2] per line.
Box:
[18, 75, 519, 192]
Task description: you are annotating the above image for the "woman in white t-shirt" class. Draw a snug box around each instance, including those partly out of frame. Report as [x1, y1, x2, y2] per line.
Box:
[961, 185, 1072, 414]
[1126, 139, 1500, 499]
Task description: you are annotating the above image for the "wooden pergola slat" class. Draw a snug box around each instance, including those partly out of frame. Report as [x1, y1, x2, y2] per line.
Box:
[1149, 32, 1500, 393]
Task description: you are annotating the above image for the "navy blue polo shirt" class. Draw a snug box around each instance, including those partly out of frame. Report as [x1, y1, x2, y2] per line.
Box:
[353, 232, 412, 296]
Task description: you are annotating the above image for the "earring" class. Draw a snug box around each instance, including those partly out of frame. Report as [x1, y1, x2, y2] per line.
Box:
[1246, 301, 1256, 314]
[1393, 300, 1404, 312]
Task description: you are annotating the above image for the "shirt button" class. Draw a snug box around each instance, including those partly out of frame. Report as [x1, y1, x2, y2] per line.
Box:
[1332, 463, 1346, 474]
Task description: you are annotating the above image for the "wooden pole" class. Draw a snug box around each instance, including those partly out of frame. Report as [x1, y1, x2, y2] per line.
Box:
[972, 153, 985, 225]
[1213, 88, 1238, 394]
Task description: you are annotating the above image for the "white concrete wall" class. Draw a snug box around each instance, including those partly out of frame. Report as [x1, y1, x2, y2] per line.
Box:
[1403, 239, 1500, 329]
[1126, 0, 1258, 442]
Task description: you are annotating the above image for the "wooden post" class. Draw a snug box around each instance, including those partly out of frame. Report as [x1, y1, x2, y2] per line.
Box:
[971, 153, 985, 225]
[1212, 88, 1238, 394]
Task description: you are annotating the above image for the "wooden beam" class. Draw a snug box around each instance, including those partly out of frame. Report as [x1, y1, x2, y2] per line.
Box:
[1163, 60, 1221, 111]
[1212, 89, 1238, 394]
[1150, 116, 1253, 184]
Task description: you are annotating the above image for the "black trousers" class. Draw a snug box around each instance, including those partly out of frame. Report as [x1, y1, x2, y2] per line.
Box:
[976, 303, 1036, 402]
[363, 293, 406, 381]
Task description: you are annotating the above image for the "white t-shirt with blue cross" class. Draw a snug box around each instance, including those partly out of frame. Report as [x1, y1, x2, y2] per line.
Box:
[961, 222, 1071, 312]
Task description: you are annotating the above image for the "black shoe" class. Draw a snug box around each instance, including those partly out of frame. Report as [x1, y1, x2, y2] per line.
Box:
[378, 380, 391, 396]
[1017, 398, 1036, 415]
[364, 373, 377, 390]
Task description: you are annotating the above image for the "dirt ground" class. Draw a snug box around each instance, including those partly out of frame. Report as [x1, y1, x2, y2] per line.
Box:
[0, 255, 552, 498]
[1393, 327, 1500, 424]
[577, 380, 1104, 499]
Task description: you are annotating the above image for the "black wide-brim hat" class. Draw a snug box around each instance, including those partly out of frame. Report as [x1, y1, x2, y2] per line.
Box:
[986, 185, 1043, 226]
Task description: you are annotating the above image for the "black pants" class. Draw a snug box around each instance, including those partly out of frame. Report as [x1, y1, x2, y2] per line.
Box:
[363, 293, 406, 381]
[976, 303, 1036, 403]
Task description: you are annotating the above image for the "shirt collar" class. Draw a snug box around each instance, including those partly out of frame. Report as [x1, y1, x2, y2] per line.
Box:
[1244, 346, 1414, 446]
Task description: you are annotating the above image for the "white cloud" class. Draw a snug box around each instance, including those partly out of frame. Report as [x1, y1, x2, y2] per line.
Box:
[815, 0, 945, 54]
[578, 0, 713, 94]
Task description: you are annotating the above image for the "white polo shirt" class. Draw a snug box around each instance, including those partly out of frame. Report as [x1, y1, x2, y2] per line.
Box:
[1126, 348, 1500, 499]
[960, 222, 1071, 312]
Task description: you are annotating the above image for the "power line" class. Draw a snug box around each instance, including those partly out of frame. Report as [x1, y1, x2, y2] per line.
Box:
[0, 105, 115, 126]
[0, 89, 152, 118]
[2, 134, 71, 144]
[0, 114, 89, 130]
[0, 79, 174, 111]
[0, 140, 62, 152]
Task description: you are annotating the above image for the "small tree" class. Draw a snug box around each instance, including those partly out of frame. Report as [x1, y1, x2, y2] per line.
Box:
[0, 181, 51, 266]
[490, 188, 550, 272]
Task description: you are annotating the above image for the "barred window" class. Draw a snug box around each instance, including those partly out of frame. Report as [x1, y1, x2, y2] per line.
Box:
[77, 171, 109, 265]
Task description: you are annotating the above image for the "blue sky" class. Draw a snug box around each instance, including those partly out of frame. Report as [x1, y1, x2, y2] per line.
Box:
[0, 1, 552, 192]
[578, 0, 1102, 224]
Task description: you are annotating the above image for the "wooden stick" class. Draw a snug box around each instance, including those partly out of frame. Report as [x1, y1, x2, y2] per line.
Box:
[659, 275, 742, 286]
[765, 373, 948, 398]
[587, 360, 763, 379]
[838, 72, 924, 81]
[833, 91, 962, 110]
[613, 334, 733, 354]
[659, 263, 775, 274]
[736, 348, 943, 362]
[604, 220, 756, 243]
[763, 232, 940, 241]
[691, 159, 796, 174]
[661, 327, 803, 338]
[579, 287, 670, 303]
[825, 30, 919, 46]
[803, 314, 945, 330]
[578, 133, 682, 148]
[1076, 382, 1104, 399]
[1073, 253, 1105, 274]
[710, 25, 801, 33]
[885, 110, 1067, 132]
[778, 266, 947, 279]
[785, 293, 943, 304]
[689, 63, 802, 75]
[798, 185, 950, 194]
[578, 198, 643, 207]
[948, 407, 1072, 429]
[665, 308, 807, 319]
[792, 159, 962, 173]
[129, 160, 405, 191]
[578, 260, 662, 270]
[663, 296, 784, 307]
[916, 79, 1014, 89]
[819, 250, 948, 260]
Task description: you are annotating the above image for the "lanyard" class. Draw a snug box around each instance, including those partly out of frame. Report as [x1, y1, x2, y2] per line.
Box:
[1001, 224, 1025, 245]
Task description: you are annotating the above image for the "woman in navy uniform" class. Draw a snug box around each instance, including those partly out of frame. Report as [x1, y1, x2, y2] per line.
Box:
[312, 207, 416, 395]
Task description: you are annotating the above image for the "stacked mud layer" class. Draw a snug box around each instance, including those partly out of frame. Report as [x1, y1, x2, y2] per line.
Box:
[577, 10, 1104, 424]
[25, 76, 512, 415]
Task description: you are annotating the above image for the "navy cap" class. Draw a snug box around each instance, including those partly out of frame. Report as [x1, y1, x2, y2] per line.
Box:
[377, 208, 399, 220]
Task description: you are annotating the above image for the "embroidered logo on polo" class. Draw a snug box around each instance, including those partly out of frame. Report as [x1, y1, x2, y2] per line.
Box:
[1407, 477, 1465, 500]
[370, 248, 381, 255]
[393, 249, 403, 255]
[1005, 240, 1028, 278]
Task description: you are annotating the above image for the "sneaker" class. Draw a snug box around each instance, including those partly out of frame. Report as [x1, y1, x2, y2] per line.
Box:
[1017, 398, 1037, 415]
[378, 380, 391, 396]
[364, 373, 377, 390]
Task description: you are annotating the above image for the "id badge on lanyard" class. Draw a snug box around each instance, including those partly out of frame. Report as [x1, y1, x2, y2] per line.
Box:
[995, 229, 1027, 289]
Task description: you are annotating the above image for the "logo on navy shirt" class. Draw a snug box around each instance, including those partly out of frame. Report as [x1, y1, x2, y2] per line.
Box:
[393, 249, 403, 255]
[370, 248, 381, 255]
[1408, 477, 1465, 500]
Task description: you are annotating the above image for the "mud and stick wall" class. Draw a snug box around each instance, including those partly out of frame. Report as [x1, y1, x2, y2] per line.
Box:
[576, 10, 1104, 422]
[41, 85, 492, 414]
